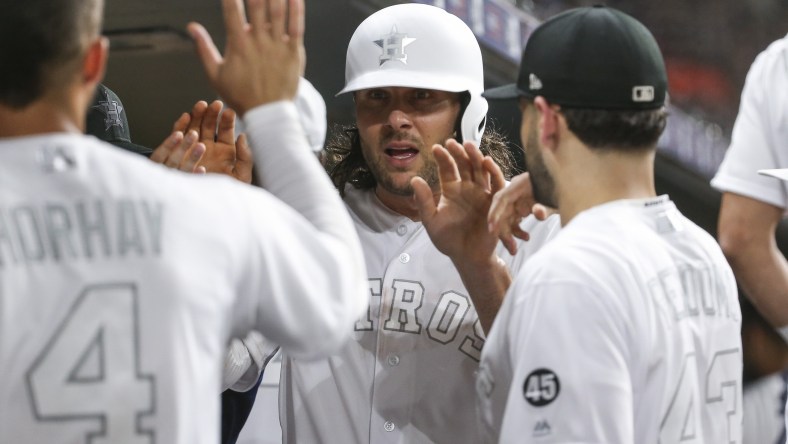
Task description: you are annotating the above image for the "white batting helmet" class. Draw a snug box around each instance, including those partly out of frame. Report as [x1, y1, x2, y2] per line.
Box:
[339, 3, 488, 144]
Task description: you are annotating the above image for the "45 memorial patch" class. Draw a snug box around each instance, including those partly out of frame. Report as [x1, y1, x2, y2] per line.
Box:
[523, 369, 560, 407]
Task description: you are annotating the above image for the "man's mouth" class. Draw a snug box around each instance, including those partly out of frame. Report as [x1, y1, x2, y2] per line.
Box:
[385, 147, 419, 160]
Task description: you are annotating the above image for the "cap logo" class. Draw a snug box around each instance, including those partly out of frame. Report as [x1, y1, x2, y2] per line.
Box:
[92, 100, 124, 131]
[374, 26, 416, 66]
[529, 74, 543, 91]
[632, 86, 655, 102]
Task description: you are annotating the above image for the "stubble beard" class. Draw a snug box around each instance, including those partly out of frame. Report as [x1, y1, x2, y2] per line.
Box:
[524, 124, 558, 208]
[362, 134, 440, 197]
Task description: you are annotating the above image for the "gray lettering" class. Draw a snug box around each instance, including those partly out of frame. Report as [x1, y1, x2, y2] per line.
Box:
[459, 318, 485, 362]
[383, 279, 423, 334]
[0, 210, 19, 266]
[659, 269, 688, 321]
[44, 204, 77, 261]
[12, 206, 45, 262]
[356, 278, 382, 331]
[76, 201, 111, 259]
[714, 267, 733, 320]
[141, 202, 163, 256]
[427, 291, 470, 344]
[117, 200, 144, 257]
[678, 265, 700, 317]
[649, 264, 735, 322]
[700, 267, 716, 316]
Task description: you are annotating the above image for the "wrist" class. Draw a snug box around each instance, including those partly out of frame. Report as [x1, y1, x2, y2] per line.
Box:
[451, 253, 507, 278]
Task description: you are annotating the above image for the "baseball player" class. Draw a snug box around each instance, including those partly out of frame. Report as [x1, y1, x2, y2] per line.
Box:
[711, 34, 788, 443]
[86, 81, 276, 444]
[87, 84, 154, 157]
[278, 4, 560, 443]
[0, 1, 368, 443]
[712, 34, 788, 334]
[465, 6, 742, 443]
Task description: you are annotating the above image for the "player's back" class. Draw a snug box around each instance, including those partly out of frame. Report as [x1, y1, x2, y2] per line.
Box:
[487, 196, 742, 444]
[0, 134, 352, 443]
[558, 196, 742, 443]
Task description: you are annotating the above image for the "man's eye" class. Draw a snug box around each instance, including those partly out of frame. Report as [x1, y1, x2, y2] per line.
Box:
[413, 91, 431, 100]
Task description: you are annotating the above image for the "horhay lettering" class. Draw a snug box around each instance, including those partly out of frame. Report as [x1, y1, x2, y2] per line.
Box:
[0, 200, 163, 267]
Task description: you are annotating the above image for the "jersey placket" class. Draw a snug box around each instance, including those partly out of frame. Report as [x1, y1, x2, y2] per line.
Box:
[369, 224, 428, 443]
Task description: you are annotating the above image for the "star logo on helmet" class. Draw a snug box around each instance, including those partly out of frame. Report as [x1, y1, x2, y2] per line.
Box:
[374, 26, 416, 66]
[92, 100, 124, 131]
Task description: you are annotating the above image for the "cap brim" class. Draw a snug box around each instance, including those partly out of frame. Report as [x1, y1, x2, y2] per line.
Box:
[482, 83, 527, 100]
[758, 169, 788, 182]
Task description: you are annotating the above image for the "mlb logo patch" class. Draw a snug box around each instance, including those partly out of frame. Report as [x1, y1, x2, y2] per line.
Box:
[632, 85, 655, 102]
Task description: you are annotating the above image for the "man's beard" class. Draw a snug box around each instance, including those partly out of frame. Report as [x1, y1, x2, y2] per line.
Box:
[363, 133, 440, 197]
[524, 122, 558, 208]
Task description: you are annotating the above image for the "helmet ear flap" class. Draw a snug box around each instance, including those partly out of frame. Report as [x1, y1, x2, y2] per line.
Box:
[459, 92, 488, 145]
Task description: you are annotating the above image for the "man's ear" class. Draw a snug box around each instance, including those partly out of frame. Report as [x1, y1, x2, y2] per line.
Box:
[82, 37, 109, 87]
[534, 96, 560, 151]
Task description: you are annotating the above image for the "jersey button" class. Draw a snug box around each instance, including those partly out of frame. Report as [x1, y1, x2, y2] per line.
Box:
[399, 253, 410, 264]
[384, 421, 395, 432]
[397, 224, 407, 236]
[387, 354, 400, 366]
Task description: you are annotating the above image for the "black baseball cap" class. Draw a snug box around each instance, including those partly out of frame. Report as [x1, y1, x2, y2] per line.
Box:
[483, 5, 667, 110]
[86, 84, 153, 157]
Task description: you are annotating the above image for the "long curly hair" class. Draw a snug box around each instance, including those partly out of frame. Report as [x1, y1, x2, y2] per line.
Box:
[324, 121, 518, 197]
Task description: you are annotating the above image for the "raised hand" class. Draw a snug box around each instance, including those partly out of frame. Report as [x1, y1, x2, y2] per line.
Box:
[188, 0, 305, 116]
[411, 139, 506, 265]
[487, 172, 555, 256]
[150, 130, 207, 174]
[178, 101, 253, 183]
[150, 100, 254, 183]
[411, 138, 512, 334]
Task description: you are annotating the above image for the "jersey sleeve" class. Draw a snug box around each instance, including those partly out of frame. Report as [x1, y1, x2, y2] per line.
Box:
[506, 213, 562, 274]
[500, 280, 633, 443]
[711, 43, 788, 209]
[229, 102, 368, 360]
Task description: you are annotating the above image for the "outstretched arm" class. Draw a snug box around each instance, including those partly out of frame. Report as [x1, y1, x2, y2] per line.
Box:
[488, 172, 556, 256]
[412, 139, 511, 334]
[189, 0, 367, 357]
[718, 192, 788, 330]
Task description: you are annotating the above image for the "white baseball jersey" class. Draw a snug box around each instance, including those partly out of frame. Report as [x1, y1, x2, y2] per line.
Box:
[711, 33, 788, 209]
[477, 196, 742, 444]
[743, 372, 787, 444]
[279, 185, 561, 443]
[0, 102, 368, 444]
[222, 331, 279, 392]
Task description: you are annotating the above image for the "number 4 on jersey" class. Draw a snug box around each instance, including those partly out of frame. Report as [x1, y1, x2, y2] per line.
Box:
[26, 284, 156, 444]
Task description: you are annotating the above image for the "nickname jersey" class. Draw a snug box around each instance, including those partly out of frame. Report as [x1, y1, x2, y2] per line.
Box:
[0, 103, 367, 444]
[279, 185, 560, 444]
[711, 33, 788, 209]
[477, 196, 742, 444]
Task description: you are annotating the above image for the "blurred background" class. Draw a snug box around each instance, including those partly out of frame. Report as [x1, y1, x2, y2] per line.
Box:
[100, 0, 788, 237]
